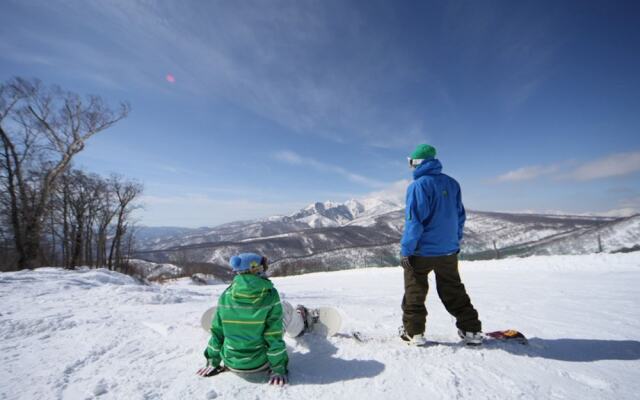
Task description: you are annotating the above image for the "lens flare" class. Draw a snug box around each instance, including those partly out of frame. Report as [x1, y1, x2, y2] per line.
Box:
[166, 74, 176, 83]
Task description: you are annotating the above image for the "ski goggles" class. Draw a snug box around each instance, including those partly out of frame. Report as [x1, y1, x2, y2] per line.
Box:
[247, 257, 269, 273]
[407, 158, 424, 169]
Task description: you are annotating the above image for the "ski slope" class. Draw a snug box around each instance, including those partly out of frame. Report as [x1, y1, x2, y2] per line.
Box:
[1, 253, 639, 399]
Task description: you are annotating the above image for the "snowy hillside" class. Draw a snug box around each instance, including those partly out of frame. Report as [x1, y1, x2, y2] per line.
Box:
[461, 211, 624, 254]
[133, 198, 639, 277]
[525, 214, 640, 255]
[126, 259, 183, 280]
[2, 253, 640, 399]
[135, 195, 404, 251]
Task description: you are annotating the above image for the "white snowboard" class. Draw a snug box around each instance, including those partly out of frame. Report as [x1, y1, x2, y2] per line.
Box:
[311, 307, 342, 337]
[200, 306, 217, 332]
[200, 306, 342, 337]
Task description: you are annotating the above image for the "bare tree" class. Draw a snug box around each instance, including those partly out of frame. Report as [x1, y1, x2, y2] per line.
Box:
[0, 77, 129, 269]
[65, 170, 103, 269]
[108, 176, 143, 271]
[0, 213, 15, 269]
[83, 173, 105, 267]
[120, 223, 139, 275]
[95, 179, 119, 268]
[37, 168, 142, 270]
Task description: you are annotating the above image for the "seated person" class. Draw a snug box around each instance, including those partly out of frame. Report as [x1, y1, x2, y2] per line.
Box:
[197, 253, 313, 386]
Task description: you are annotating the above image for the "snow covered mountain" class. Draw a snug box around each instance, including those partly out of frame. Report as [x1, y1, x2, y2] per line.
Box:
[133, 191, 639, 277]
[461, 211, 639, 257]
[135, 194, 404, 250]
[290, 200, 362, 228]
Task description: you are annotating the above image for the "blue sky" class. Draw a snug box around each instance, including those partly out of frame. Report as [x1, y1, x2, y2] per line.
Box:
[2, 0, 639, 227]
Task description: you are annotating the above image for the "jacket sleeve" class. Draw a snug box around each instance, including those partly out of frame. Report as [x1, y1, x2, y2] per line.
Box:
[400, 183, 429, 257]
[456, 183, 466, 241]
[263, 291, 288, 375]
[203, 308, 224, 366]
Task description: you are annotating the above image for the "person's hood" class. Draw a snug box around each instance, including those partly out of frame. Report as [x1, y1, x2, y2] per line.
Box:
[231, 273, 274, 304]
[413, 158, 443, 180]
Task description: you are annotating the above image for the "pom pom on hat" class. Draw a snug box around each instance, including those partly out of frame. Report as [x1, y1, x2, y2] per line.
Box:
[229, 255, 242, 270]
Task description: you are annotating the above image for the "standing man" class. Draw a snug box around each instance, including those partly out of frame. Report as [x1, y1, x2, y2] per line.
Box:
[399, 144, 482, 346]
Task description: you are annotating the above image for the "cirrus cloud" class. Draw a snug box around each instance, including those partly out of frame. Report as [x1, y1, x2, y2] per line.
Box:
[495, 164, 562, 182]
[567, 151, 640, 181]
[273, 150, 387, 188]
[495, 150, 640, 183]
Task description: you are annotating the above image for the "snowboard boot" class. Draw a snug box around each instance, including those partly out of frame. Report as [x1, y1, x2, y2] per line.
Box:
[296, 305, 318, 335]
[458, 329, 483, 346]
[399, 326, 428, 346]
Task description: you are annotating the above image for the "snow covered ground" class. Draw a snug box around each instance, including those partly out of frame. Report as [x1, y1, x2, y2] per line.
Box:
[1, 253, 639, 399]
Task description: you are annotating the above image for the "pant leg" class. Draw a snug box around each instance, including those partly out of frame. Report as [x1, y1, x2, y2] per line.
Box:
[401, 257, 432, 336]
[433, 254, 482, 332]
[281, 300, 305, 338]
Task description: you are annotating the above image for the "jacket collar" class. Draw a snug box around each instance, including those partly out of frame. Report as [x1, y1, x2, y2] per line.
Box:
[413, 158, 442, 180]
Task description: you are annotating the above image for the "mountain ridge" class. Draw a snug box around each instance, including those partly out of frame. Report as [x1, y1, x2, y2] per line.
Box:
[133, 193, 639, 277]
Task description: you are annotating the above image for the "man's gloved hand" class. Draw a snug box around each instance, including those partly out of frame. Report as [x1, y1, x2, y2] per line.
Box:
[196, 361, 227, 377]
[401, 256, 412, 269]
[268, 372, 288, 386]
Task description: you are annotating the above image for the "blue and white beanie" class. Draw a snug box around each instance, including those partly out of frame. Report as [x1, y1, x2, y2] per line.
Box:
[229, 253, 264, 273]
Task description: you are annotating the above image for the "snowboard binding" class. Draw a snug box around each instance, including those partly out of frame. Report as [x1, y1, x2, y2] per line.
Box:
[296, 305, 320, 335]
[457, 329, 483, 346]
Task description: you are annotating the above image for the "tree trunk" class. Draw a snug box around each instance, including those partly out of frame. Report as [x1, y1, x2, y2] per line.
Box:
[18, 218, 42, 269]
[62, 186, 69, 267]
[70, 212, 83, 269]
[107, 226, 118, 270]
[97, 228, 106, 268]
[49, 212, 57, 266]
[1, 129, 25, 267]
[85, 223, 93, 267]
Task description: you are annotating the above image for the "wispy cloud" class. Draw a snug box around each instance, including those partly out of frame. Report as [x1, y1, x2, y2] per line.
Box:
[3, 1, 428, 148]
[273, 150, 386, 188]
[360, 179, 409, 206]
[138, 194, 306, 227]
[495, 164, 562, 182]
[566, 151, 640, 181]
[495, 151, 640, 183]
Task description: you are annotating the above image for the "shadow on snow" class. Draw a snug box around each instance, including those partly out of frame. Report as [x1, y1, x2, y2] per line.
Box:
[289, 334, 385, 384]
[522, 338, 640, 362]
[439, 337, 640, 362]
[223, 336, 637, 385]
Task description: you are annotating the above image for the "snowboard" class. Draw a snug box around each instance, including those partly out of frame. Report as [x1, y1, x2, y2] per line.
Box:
[484, 329, 528, 344]
[200, 306, 342, 337]
[310, 307, 342, 337]
[351, 329, 527, 346]
[200, 306, 217, 332]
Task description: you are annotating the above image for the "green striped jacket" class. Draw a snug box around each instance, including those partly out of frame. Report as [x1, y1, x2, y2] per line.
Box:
[204, 273, 288, 374]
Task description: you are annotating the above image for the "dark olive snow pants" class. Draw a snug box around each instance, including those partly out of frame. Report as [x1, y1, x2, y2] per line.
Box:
[402, 254, 481, 336]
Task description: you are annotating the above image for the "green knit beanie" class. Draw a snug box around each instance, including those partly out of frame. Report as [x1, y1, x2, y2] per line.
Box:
[410, 144, 437, 160]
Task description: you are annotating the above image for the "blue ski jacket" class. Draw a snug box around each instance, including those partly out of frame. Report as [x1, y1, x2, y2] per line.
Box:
[400, 159, 466, 257]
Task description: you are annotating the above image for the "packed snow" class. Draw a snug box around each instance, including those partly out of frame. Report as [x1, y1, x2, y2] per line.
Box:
[1, 253, 640, 399]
